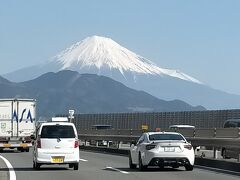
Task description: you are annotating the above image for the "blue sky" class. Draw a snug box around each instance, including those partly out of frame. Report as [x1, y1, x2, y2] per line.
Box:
[0, 1, 240, 95]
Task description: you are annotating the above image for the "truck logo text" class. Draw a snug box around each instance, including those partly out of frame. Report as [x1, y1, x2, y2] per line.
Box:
[13, 109, 34, 123]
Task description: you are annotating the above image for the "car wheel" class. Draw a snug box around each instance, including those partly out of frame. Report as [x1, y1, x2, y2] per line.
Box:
[129, 153, 136, 169]
[17, 147, 24, 152]
[26, 148, 30, 152]
[138, 154, 147, 171]
[33, 161, 40, 170]
[185, 164, 193, 171]
[73, 163, 79, 170]
[222, 149, 229, 159]
[69, 164, 74, 168]
[172, 164, 179, 169]
[35, 162, 41, 170]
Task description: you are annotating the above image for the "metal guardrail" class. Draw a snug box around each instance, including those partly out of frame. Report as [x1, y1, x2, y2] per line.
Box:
[78, 128, 240, 150]
[78, 129, 142, 142]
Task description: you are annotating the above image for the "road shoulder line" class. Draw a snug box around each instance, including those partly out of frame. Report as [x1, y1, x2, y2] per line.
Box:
[0, 155, 16, 180]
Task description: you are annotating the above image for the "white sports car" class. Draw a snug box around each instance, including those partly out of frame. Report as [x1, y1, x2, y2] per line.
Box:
[129, 132, 195, 171]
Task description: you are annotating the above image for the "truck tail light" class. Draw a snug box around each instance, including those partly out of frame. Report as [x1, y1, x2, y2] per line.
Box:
[74, 140, 79, 148]
[37, 139, 41, 148]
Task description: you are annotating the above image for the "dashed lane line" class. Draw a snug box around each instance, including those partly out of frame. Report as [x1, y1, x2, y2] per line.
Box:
[79, 158, 88, 162]
[106, 166, 130, 174]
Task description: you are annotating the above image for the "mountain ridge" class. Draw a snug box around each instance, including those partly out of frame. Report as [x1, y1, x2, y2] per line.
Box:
[0, 70, 205, 117]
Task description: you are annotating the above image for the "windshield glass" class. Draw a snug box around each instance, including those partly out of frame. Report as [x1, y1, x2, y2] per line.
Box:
[149, 134, 185, 141]
[40, 125, 75, 138]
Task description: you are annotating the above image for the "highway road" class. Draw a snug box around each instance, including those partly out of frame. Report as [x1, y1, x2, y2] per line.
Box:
[0, 149, 239, 180]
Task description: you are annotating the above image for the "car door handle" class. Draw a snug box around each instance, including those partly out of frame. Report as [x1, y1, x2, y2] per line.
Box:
[55, 146, 60, 148]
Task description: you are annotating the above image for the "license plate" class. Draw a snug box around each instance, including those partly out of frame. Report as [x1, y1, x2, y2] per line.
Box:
[52, 157, 64, 163]
[164, 147, 175, 152]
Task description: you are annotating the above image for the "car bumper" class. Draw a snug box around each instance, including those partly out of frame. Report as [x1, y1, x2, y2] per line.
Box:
[148, 157, 192, 167]
[143, 150, 195, 166]
[35, 149, 79, 164]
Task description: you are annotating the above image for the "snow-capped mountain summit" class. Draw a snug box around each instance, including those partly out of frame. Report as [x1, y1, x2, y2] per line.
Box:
[53, 35, 201, 84]
[6, 35, 240, 110]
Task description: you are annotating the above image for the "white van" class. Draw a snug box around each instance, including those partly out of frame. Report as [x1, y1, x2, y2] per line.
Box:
[169, 125, 195, 130]
[33, 119, 79, 170]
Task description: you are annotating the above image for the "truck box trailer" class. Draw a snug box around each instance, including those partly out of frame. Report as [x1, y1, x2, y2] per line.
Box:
[0, 99, 36, 152]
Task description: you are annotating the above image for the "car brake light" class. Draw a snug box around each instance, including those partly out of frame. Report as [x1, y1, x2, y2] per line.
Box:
[74, 140, 79, 148]
[146, 144, 156, 150]
[37, 139, 41, 148]
[184, 144, 192, 150]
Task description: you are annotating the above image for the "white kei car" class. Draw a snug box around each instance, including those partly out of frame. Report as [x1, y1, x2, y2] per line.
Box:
[33, 120, 80, 170]
[129, 132, 195, 171]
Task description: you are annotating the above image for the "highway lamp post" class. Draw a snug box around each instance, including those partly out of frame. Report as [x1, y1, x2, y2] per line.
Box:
[68, 110, 75, 123]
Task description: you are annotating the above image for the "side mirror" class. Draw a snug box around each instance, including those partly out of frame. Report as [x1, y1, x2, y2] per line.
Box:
[30, 134, 36, 140]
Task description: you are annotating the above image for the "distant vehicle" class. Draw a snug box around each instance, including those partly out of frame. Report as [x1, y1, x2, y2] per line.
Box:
[129, 132, 195, 171]
[91, 124, 113, 146]
[0, 99, 36, 152]
[33, 118, 79, 170]
[221, 119, 240, 159]
[223, 119, 240, 128]
[169, 125, 195, 130]
[91, 124, 113, 130]
[169, 125, 200, 151]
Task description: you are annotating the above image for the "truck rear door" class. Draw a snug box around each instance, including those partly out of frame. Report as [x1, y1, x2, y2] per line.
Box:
[0, 101, 12, 137]
[18, 101, 36, 137]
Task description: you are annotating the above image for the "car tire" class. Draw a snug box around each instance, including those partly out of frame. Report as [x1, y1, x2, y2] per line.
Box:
[36, 163, 41, 170]
[138, 154, 147, 171]
[33, 161, 41, 170]
[185, 164, 193, 171]
[17, 147, 24, 152]
[26, 148, 29, 152]
[222, 149, 230, 159]
[69, 164, 74, 168]
[129, 153, 136, 169]
[73, 163, 79, 170]
[172, 165, 179, 169]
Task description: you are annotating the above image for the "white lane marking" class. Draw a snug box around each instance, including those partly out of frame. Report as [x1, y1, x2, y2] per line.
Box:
[79, 158, 88, 162]
[196, 165, 240, 176]
[106, 166, 129, 174]
[0, 155, 16, 180]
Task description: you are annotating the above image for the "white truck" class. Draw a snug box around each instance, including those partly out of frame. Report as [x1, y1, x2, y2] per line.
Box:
[0, 99, 36, 152]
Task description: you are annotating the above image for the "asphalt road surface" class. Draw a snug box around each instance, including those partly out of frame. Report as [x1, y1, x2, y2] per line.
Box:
[0, 149, 239, 180]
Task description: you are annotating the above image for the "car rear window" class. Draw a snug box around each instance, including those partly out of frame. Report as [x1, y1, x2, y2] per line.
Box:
[149, 134, 185, 141]
[40, 125, 75, 138]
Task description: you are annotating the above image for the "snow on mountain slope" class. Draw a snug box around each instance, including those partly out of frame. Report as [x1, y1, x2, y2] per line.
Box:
[5, 35, 240, 109]
[53, 36, 202, 84]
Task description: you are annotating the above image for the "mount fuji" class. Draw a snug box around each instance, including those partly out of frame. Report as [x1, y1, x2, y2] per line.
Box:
[3, 36, 200, 84]
[3, 35, 240, 109]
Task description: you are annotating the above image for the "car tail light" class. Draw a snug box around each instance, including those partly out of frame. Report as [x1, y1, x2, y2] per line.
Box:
[146, 144, 156, 150]
[74, 140, 79, 148]
[37, 139, 41, 148]
[184, 144, 192, 150]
